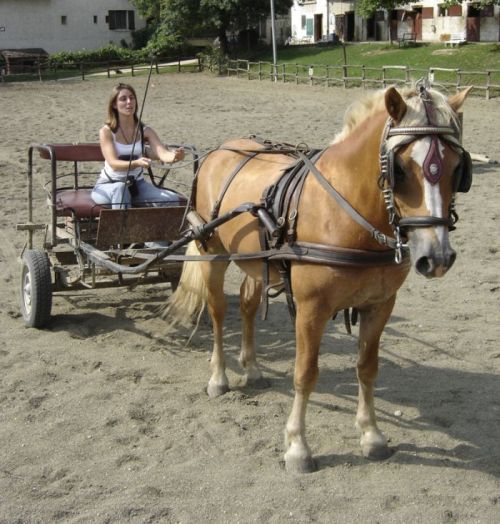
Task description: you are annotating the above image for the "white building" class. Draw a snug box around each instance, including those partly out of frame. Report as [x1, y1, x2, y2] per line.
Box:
[290, 1, 500, 43]
[0, 0, 146, 54]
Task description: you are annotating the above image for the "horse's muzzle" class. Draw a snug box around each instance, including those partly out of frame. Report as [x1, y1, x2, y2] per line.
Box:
[409, 231, 457, 278]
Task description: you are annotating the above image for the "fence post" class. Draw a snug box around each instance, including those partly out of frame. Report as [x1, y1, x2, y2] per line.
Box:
[131, 62, 135, 77]
[428, 67, 434, 85]
[361, 65, 365, 89]
[198, 56, 202, 72]
[342, 65, 347, 88]
[80, 62, 85, 81]
[382, 67, 386, 88]
[308, 65, 314, 86]
[155, 56, 160, 74]
[486, 71, 491, 100]
[178, 58, 181, 73]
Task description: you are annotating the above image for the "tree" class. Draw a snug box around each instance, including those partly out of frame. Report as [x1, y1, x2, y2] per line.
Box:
[133, 0, 293, 54]
[131, 0, 163, 24]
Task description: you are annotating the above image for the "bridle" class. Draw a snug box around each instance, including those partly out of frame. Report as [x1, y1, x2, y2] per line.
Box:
[378, 83, 473, 262]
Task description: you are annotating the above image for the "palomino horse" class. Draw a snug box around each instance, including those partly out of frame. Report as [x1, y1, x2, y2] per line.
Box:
[166, 84, 472, 472]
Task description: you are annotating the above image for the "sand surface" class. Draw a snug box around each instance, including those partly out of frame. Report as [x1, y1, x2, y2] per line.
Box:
[0, 74, 499, 523]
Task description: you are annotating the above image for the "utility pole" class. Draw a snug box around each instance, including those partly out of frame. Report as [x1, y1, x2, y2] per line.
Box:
[270, 0, 278, 82]
[326, 0, 330, 40]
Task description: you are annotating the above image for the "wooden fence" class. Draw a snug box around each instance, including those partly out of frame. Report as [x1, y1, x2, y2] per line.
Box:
[2, 53, 498, 100]
[0, 56, 202, 82]
[225, 59, 500, 100]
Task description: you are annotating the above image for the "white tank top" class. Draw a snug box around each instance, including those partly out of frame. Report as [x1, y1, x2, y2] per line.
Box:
[97, 132, 144, 184]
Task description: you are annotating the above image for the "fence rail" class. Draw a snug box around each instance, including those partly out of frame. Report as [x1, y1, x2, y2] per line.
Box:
[225, 59, 500, 99]
[2, 54, 499, 100]
[0, 55, 202, 82]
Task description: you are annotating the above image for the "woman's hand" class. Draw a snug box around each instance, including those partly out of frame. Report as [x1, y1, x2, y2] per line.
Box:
[172, 147, 185, 162]
[160, 148, 185, 163]
[133, 156, 152, 168]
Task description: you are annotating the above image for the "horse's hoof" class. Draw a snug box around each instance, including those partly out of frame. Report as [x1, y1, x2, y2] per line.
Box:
[284, 455, 317, 474]
[245, 375, 270, 389]
[363, 444, 393, 461]
[206, 383, 230, 398]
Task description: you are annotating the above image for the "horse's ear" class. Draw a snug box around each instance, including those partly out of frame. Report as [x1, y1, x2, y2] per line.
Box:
[448, 86, 473, 112]
[385, 87, 407, 122]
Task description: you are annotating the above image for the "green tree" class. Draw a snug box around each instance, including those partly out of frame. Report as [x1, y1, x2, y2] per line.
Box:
[131, 0, 163, 24]
[133, 0, 293, 53]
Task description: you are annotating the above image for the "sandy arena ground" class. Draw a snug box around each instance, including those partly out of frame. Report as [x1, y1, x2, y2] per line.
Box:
[0, 73, 499, 523]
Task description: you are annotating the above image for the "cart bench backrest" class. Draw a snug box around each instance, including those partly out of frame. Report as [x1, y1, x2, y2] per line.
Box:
[37, 143, 104, 162]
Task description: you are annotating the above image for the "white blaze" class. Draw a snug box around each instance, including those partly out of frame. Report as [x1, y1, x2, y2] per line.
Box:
[410, 137, 447, 243]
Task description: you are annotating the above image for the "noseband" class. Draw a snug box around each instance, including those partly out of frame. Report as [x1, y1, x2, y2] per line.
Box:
[378, 84, 472, 260]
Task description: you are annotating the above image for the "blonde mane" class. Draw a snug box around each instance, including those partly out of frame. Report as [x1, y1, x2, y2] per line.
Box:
[332, 86, 459, 144]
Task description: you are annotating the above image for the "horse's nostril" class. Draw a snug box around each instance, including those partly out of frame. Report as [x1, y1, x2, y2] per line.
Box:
[416, 256, 433, 276]
[448, 251, 457, 269]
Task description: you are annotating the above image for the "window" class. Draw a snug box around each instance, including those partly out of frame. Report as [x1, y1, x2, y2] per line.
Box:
[61, 16, 67, 25]
[93, 15, 98, 24]
[108, 10, 135, 30]
[438, 5, 446, 17]
[128, 11, 135, 31]
[301, 15, 306, 29]
[448, 5, 462, 17]
[422, 7, 434, 19]
[306, 18, 313, 37]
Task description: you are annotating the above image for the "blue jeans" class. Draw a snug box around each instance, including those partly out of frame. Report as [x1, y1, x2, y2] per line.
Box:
[91, 178, 182, 209]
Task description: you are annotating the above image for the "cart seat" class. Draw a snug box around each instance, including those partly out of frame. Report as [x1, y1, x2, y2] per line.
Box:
[55, 189, 104, 219]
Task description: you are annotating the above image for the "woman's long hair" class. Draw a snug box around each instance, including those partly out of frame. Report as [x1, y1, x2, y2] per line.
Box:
[105, 83, 140, 132]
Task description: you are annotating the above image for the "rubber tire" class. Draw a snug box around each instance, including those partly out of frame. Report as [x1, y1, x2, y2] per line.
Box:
[20, 249, 52, 328]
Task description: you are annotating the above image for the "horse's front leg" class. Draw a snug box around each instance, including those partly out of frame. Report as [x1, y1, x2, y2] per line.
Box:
[284, 294, 331, 473]
[239, 275, 269, 388]
[356, 295, 397, 460]
[203, 260, 231, 398]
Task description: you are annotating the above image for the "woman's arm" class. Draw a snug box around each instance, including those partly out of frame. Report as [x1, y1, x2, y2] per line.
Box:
[99, 125, 151, 171]
[144, 126, 185, 163]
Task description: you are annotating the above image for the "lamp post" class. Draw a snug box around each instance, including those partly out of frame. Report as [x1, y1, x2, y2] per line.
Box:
[270, 0, 278, 82]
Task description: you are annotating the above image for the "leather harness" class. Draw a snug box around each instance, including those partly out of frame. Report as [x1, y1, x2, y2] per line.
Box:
[187, 86, 472, 322]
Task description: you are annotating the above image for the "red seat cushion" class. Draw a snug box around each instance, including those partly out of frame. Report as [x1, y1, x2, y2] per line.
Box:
[55, 189, 104, 218]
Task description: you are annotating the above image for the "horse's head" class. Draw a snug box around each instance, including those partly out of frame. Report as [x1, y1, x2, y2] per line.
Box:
[380, 84, 472, 278]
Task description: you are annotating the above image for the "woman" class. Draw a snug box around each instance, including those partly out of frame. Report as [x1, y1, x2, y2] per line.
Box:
[91, 83, 185, 209]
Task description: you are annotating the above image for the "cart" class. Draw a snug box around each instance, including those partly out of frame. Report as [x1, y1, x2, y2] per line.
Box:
[17, 141, 199, 328]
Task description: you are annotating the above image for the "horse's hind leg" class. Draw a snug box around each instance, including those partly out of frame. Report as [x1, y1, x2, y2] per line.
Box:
[239, 275, 269, 388]
[356, 295, 397, 460]
[203, 259, 231, 398]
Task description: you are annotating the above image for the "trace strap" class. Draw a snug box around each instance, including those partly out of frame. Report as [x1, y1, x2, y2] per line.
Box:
[298, 152, 400, 251]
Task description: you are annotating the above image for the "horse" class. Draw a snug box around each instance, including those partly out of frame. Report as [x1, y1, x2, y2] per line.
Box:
[165, 83, 473, 473]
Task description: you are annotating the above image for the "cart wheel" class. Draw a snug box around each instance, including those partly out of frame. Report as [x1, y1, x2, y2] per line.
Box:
[20, 249, 52, 328]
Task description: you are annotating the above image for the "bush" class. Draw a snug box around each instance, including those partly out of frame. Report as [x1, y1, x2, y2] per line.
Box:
[49, 45, 146, 66]
[197, 46, 229, 74]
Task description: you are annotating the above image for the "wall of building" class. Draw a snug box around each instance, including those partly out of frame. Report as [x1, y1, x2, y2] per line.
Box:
[290, 1, 500, 43]
[0, 0, 146, 53]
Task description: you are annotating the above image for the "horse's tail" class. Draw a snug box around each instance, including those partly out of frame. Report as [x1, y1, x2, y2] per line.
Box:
[162, 240, 207, 330]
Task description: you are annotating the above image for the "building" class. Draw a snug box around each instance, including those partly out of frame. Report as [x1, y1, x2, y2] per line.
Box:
[290, 1, 500, 43]
[0, 0, 146, 54]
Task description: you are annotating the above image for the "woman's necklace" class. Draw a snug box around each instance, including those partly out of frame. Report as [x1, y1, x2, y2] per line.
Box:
[119, 125, 135, 144]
